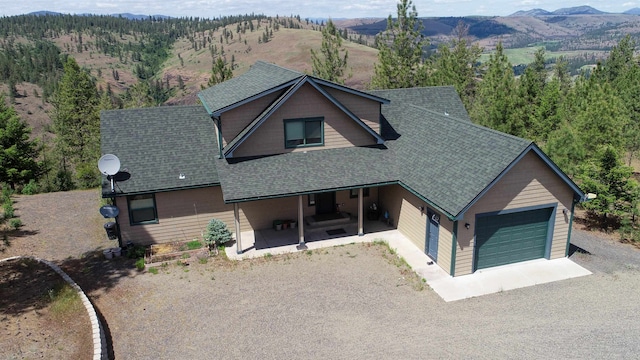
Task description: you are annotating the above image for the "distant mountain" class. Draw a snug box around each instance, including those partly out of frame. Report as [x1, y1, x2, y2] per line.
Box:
[113, 13, 172, 20]
[509, 6, 609, 17]
[552, 6, 606, 15]
[624, 8, 640, 15]
[28, 11, 63, 16]
[27, 10, 170, 20]
[510, 9, 551, 17]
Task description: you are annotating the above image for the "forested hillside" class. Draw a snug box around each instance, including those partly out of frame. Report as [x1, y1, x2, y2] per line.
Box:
[2, 2, 640, 244]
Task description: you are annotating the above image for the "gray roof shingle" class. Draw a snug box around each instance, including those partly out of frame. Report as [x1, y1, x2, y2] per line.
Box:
[100, 105, 219, 195]
[197, 61, 303, 115]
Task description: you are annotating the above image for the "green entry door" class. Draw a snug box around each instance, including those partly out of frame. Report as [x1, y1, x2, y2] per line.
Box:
[474, 207, 553, 271]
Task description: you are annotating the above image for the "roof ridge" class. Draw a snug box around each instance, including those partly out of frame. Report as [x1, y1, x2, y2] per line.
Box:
[254, 60, 304, 76]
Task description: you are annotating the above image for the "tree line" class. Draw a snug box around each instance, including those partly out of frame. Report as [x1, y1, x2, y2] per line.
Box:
[313, 0, 640, 242]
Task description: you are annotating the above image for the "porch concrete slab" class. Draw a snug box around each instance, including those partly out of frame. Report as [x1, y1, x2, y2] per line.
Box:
[225, 229, 592, 302]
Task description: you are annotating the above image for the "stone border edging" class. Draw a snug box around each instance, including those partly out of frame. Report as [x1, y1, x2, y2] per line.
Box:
[0, 256, 107, 360]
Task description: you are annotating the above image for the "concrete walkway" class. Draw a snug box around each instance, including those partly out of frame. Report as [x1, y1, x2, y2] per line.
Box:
[226, 229, 592, 302]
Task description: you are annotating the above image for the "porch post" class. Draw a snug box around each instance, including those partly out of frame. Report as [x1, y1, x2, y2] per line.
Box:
[358, 188, 364, 236]
[234, 203, 242, 254]
[296, 195, 307, 250]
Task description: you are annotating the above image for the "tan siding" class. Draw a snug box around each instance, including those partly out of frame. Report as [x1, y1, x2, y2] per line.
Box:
[238, 196, 302, 231]
[324, 87, 380, 134]
[454, 151, 574, 276]
[337, 187, 379, 216]
[117, 187, 234, 246]
[220, 92, 282, 147]
[232, 83, 377, 157]
[378, 184, 453, 273]
[437, 219, 454, 275]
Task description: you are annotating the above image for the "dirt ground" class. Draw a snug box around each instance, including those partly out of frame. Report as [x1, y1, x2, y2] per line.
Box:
[2, 189, 640, 359]
[1, 189, 116, 359]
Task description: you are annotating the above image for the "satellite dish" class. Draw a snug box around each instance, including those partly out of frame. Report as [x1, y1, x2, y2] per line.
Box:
[99, 205, 120, 218]
[112, 171, 131, 182]
[98, 154, 121, 176]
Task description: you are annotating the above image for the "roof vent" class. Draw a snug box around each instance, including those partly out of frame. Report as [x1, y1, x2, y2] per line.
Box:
[179, 173, 186, 180]
[444, 111, 449, 116]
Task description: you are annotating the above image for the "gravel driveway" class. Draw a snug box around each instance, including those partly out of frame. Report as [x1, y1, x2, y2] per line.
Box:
[84, 230, 639, 360]
[5, 190, 639, 359]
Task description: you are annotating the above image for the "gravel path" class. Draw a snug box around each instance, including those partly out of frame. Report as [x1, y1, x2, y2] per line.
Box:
[88, 230, 640, 360]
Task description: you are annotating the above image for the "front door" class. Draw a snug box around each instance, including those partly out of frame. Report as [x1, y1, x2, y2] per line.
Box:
[315, 192, 336, 215]
[426, 209, 440, 261]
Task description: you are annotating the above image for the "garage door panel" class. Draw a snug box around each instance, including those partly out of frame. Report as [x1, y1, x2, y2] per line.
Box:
[475, 208, 552, 270]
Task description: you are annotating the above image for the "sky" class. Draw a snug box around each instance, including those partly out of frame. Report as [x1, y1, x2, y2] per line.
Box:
[0, 1, 637, 19]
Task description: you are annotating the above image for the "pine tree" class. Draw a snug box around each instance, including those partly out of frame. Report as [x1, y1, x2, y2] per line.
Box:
[470, 42, 520, 136]
[426, 21, 482, 108]
[0, 98, 42, 189]
[51, 57, 100, 188]
[207, 57, 233, 87]
[310, 19, 350, 84]
[370, 0, 428, 89]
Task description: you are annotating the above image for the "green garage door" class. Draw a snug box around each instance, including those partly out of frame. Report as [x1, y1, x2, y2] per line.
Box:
[474, 208, 552, 271]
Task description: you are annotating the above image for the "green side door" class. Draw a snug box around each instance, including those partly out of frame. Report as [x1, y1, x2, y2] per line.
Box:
[474, 207, 552, 271]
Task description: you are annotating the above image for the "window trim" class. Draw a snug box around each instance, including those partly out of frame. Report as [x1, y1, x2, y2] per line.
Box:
[350, 188, 370, 199]
[127, 193, 159, 225]
[284, 117, 324, 148]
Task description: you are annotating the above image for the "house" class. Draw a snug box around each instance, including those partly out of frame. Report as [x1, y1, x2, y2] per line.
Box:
[101, 61, 585, 276]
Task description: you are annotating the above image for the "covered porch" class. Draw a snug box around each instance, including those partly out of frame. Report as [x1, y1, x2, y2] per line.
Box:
[226, 218, 395, 260]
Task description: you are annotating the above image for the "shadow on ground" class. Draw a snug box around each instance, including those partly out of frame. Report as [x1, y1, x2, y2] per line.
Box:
[568, 243, 592, 257]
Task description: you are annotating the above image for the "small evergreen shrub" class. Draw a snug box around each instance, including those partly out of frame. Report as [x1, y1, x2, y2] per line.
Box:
[3, 202, 14, 219]
[203, 218, 232, 250]
[9, 218, 22, 229]
[135, 257, 145, 270]
[21, 179, 38, 195]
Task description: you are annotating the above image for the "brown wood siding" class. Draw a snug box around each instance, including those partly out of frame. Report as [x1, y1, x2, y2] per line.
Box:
[454, 151, 574, 276]
[324, 87, 380, 134]
[220, 92, 282, 147]
[232, 83, 377, 158]
[117, 187, 234, 246]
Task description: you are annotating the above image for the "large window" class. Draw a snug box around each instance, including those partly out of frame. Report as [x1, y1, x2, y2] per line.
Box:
[285, 117, 324, 148]
[127, 194, 158, 225]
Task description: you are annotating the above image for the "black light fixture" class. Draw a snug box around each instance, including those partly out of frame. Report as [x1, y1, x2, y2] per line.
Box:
[465, 223, 470, 230]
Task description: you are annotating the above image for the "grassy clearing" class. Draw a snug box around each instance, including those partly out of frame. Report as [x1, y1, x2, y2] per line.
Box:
[480, 46, 608, 65]
[49, 283, 83, 317]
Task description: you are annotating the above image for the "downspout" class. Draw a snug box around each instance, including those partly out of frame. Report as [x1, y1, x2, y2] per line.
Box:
[450, 221, 457, 276]
[565, 199, 577, 257]
[214, 116, 223, 159]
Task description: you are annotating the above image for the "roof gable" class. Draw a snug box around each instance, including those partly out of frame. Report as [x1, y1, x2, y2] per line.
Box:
[223, 76, 384, 158]
[198, 61, 303, 116]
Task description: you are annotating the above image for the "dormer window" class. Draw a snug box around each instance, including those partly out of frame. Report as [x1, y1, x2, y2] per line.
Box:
[284, 117, 324, 148]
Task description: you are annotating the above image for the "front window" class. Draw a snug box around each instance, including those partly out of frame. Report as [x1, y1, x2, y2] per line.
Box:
[128, 194, 158, 225]
[285, 117, 324, 148]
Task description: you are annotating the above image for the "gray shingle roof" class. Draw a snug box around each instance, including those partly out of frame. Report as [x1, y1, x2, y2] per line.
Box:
[376, 99, 532, 217]
[100, 106, 219, 196]
[215, 145, 398, 202]
[197, 61, 303, 115]
[370, 86, 471, 122]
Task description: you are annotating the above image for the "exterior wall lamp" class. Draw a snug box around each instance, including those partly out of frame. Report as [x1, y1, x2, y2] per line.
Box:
[465, 223, 470, 229]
